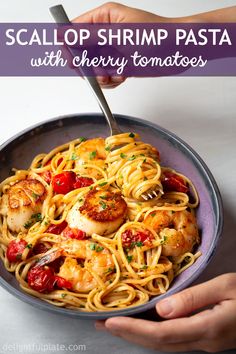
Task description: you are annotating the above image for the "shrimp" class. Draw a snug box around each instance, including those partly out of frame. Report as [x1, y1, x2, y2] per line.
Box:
[74, 138, 106, 179]
[144, 210, 199, 257]
[35, 239, 114, 293]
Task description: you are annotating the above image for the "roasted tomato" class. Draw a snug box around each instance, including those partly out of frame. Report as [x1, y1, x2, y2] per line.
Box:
[62, 226, 87, 240]
[46, 221, 68, 235]
[135, 231, 154, 247]
[74, 176, 94, 189]
[6, 239, 27, 262]
[52, 171, 76, 194]
[121, 230, 133, 248]
[54, 275, 72, 290]
[33, 243, 49, 255]
[162, 171, 189, 193]
[27, 266, 55, 293]
[121, 230, 154, 249]
[28, 266, 72, 293]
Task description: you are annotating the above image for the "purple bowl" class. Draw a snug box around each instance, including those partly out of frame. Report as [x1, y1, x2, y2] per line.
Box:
[0, 113, 223, 319]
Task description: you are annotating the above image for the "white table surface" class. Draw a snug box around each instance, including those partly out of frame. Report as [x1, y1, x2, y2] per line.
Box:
[0, 1, 236, 354]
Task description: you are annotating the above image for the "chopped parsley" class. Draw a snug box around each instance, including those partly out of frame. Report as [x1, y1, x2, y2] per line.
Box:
[129, 132, 135, 138]
[79, 137, 86, 142]
[89, 186, 93, 190]
[128, 155, 136, 161]
[98, 182, 107, 187]
[24, 220, 34, 229]
[130, 241, 143, 249]
[105, 145, 111, 151]
[105, 267, 116, 274]
[120, 153, 127, 159]
[25, 243, 33, 249]
[61, 293, 67, 298]
[24, 213, 42, 229]
[37, 163, 42, 168]
[150, 212, 156, 217]
[160, 236, 168, 244]
[31, 192, 40, 200]
[99, 201, 107, 209]
[90, 243, 104, 252]
[99, 195, 107, 200]
[31, 213, 42, 222]
[127, 255, 133, 263]
[141, 265, 148, 270]
[96, 246, 104, 252]
[71, 152, 78, 161]
[89, 243, 96, 251]
[89, 151, 97, 160]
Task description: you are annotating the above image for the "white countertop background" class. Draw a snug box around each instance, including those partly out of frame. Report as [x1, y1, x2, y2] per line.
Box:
[0, 1, 236, 353]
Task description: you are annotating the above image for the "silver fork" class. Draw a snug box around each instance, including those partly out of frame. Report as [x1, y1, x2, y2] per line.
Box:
[50, 5, 159, 201]
[50, 4, 121, 136]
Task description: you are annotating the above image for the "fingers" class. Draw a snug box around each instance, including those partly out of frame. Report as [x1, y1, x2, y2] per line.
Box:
[95, 299, 236, 352]
[156, 273, 236, 319]
[95, 315, 206, 351]
[72, 2, 162, 24]
[105, 314, 205, 342]
[95, 274, 236, 352]
[97, 75, 126, 88]
[72, 2, 126, 24]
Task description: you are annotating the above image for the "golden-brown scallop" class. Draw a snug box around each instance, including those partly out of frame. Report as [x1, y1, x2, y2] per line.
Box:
[66, 189, 127, 236]
[0, 179, 46, 233]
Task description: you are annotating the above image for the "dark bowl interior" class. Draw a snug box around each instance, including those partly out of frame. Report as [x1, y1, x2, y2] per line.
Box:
[0, 113, 223, 319]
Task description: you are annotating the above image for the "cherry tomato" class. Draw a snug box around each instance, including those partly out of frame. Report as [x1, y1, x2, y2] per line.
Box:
[52, 171, 76, 194]
[28, 266, 55, 293]
[134, 231, 154, 247]
[121, 230, 154, 248]
[46, 221, 68, 235]
[73, 176, 94, 189]
[33, 243, 49, 255]
[40, 158, 64, 184]
[62, 226, 87, 240]
[162, 171, 189, 193]
[6, 239, 27, 262]
[121, 230, 133, 248]
[54, 276, 72, 290]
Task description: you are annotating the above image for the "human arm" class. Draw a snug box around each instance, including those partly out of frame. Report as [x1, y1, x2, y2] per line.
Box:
[72, 2, 236, 87]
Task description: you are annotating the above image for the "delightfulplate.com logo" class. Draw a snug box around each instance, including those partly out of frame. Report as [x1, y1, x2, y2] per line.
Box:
[0, 342, 87, 353]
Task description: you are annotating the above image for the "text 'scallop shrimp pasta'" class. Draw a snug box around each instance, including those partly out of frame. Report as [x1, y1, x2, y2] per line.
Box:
[0, 133, 201, 312]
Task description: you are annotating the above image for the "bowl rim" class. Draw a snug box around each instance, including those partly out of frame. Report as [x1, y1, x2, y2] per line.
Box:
[0, 113, 224, 319]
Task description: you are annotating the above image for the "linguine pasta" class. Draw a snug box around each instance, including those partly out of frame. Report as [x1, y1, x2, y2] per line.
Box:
[0, 132, 201, 312]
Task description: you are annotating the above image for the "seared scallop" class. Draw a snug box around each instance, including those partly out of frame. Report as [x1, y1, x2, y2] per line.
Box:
[0, 179, 46, 233]
[66, 189, 127, 236]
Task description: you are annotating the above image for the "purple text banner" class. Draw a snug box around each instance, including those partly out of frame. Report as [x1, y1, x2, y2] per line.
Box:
[0, 23, 235, 76]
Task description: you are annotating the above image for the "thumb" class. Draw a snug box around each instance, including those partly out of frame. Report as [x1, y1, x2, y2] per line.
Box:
[156, 274, 232, 319]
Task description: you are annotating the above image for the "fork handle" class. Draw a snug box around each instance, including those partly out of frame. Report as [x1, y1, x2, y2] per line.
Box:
[49, 4, 122, 136]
